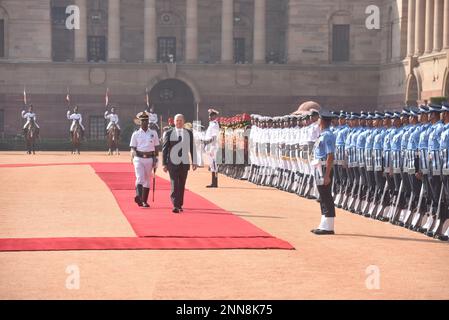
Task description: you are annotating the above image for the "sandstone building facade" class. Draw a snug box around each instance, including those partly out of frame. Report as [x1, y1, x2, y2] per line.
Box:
[0, 0, 448, 138]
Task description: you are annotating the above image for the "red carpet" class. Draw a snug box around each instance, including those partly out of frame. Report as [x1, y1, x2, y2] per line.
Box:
[0, 237, 291, 251]
[0, 163, 294, 251]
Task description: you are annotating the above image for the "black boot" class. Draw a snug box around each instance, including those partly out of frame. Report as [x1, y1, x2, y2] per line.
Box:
[135, 184, 143, 206]
[207, 173, 218, 188]
[142, 187, 150, 208]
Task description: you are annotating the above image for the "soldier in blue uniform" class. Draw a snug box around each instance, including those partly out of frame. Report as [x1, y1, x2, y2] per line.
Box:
[361, 112, 376, 215]
[311, 110, 337, 235]
[370, 111, 387, 217]
[388, 111, 405, 222]
[438, 103, 449, 241]
[403, 107, 422, 227]
[419, 104, 444, 234]
[334, 111, 350, 207]
[344, 112, 361, 210]
[353, 112, 370, 214]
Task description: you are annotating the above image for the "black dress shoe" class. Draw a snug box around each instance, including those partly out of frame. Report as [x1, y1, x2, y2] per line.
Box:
[311, 229, 335, 235]
[172, 208, 180, 213]
[142, 202, 150, 208]
[135, 196, 143, 207]
[179, 207, 184, 212]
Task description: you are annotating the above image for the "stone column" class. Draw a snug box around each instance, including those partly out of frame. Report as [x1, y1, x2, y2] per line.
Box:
[108, 0, 121, 62]
[407, 0, 416, 56]
[425, 0, 434, 53]
[444, 0, 449, 48]
[186, 0, 198, 63]
[144, 0, 157, 63]
[434, 0, 443, 51]
[221, 0, 234, 63]
[74, 0, 87, 62]
[414, 0, 425, 56]
[253, 0, 266, 64]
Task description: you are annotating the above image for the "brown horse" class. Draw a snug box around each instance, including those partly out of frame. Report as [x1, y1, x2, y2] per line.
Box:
[107, 123, 120, 155]
[24, 119, 37, 155]
[71, 120, 82, 154]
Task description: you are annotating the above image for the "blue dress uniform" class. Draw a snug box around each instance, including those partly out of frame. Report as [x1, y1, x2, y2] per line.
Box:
[334, 112, 350, 199]
[438, 103, 449, 240]
[382, 111, 396, 209]
[311, 111, 337, 235]
[405, 107, 423, 212]
[345, 113, 361, 210]
[390, 111, 407, 213]
[364, 113, 377, 204]
[417, 105, 432, 206]
[399, 109, 413, 202]
[426, 104, 444, 217]
[372, 112, 387, 203]
[356, 113, 369, 201]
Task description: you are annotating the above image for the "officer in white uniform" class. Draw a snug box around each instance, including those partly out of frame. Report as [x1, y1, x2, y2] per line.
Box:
[203, 108, 221, 188]
[130, 111, 160, 208]
[21, 104, 40, 137]
[67, 106, 85, 138]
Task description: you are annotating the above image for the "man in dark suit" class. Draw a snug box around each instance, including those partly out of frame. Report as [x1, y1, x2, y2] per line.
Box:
[162, 114, 197, 213]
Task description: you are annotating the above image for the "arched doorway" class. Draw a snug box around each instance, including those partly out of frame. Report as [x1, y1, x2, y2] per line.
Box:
[405, 74, 419, 106]
[444, 68, 449, 98]
[149, 79, 195, 123]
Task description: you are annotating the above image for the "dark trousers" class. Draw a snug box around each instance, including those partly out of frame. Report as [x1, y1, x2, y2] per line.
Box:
[317, 170, 336, 218]
[169, 167, 189, 208]
[374, 171, 386, 202]
[428, 174, 442, 214]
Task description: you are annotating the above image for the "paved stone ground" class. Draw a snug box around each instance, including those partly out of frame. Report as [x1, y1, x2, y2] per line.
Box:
[0, 152, 448, 299]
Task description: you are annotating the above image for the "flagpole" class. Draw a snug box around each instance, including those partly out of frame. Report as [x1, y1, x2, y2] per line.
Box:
[160, 115, 163, 138]
[23, 85, 27, 106]
[105, 88, 109, 109]
[66, 87, 70, 109]
[196, 102, 199, 123]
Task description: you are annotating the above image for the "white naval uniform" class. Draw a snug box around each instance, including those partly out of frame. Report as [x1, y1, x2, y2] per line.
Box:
[67, 111, 85, 131]
[21, 111, 40, 129]
[204, 120, 220, 172]
[104, 111, 121, 130]
[130, 128, 160, 188]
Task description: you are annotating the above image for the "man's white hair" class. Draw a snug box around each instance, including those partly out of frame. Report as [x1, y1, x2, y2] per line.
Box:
[174, 114, 185, 121]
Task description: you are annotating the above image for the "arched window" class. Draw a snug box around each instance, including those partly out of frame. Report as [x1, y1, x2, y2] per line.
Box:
[0, 6, 9, 58]
[329, 11, 351, 63]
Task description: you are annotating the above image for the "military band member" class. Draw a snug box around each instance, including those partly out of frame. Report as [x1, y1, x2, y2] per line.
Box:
[21, 104, 40, 138]
[130, 111, 160, 208]
[67, 106, 85, 139]
[311, 110, 337, 235]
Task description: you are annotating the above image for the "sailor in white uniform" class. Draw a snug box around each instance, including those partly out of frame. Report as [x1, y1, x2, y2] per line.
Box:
[130, 111, 160, 208]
